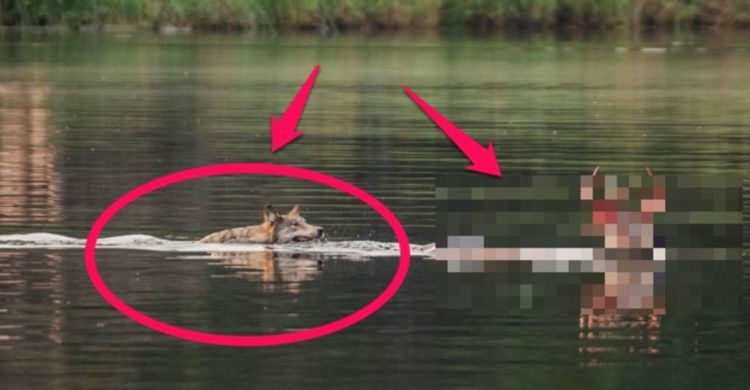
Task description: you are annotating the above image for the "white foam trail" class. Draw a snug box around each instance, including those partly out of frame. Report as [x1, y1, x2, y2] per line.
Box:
[0, 233, 435, 258]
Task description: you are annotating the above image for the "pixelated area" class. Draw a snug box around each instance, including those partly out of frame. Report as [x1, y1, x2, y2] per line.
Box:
[435, 174, 743, 316]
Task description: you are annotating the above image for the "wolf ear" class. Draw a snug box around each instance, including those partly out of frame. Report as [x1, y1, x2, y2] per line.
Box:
[287, 204, 300, 218]
[263, 204, 279, 223]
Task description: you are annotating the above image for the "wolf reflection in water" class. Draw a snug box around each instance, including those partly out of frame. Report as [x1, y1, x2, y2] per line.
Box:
[207, 250, 322, 294]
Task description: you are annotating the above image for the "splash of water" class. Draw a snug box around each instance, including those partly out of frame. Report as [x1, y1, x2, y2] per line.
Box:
[0, 233, 435, 258]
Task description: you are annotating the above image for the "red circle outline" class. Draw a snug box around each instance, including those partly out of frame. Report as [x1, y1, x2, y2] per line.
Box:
[84, 163, 411, 346]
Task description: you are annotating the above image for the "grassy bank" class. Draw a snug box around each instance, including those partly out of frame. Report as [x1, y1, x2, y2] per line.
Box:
[2, 0, 750, 32]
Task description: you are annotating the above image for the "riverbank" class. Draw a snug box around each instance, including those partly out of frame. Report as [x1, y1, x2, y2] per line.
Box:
[2, 0, 750, 33]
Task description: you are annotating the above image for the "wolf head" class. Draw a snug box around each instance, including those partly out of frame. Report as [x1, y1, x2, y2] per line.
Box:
[264, 204, 325, 244]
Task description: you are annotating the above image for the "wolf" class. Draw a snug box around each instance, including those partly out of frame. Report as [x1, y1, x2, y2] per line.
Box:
[199, 204, 324, 244]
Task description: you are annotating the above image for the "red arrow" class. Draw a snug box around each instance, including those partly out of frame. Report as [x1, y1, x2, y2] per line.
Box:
[403, 86, 501, 177]
[270, 65, 320, 152]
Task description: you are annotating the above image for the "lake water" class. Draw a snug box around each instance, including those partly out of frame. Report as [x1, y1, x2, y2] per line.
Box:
[0, 31, 749, 388]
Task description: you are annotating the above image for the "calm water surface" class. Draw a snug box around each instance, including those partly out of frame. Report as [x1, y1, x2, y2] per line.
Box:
[0, 32, 749, 388]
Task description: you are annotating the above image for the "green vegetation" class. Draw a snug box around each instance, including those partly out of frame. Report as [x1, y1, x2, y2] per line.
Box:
[1, 0, 749, 31]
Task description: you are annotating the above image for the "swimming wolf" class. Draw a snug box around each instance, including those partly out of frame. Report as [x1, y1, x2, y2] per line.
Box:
[200, 204, 324, 244]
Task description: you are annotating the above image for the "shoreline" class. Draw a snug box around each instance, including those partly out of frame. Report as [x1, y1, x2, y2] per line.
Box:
[3, 22, 750, 38]
[2, 0, 750, 35]
[3, 23, 750, 50]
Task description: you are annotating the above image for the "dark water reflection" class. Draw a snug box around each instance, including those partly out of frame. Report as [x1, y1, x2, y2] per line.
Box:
[0, 32, 749, 388]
